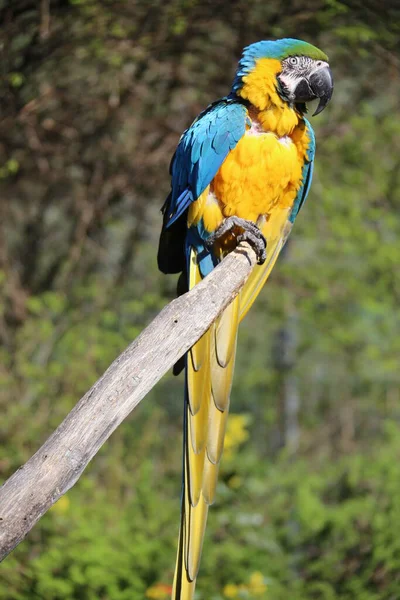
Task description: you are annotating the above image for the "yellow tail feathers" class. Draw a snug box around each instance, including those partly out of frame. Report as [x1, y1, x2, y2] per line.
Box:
[173, 207, 292, 599]
[172, 249, 239, 599]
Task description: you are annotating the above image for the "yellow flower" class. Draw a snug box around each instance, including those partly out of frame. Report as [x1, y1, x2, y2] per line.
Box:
[145, 583, 172, 599]
[223, 583, 240, 598]
[248, 571, 267, 596]
[224, 414, 250, 459]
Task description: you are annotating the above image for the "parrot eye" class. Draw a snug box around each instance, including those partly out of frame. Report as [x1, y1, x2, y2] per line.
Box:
[289, 57, 299, 66]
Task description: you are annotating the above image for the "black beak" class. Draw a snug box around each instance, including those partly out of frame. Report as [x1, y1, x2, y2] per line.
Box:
[293, 66, 334, 116]
[309, 66, 334, 116]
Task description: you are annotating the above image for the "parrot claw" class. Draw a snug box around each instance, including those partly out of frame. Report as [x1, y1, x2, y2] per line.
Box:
[206, 216, 267, 265]
[236, 230, 267, 265]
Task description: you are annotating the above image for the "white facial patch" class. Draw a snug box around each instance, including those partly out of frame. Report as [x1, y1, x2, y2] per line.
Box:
[278, 71, 301, 94]
[279, 58, 330, 97]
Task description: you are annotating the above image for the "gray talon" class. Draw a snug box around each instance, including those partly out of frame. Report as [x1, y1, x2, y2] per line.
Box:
[236, 232, 266, 265]
[206, 216, 267, 265]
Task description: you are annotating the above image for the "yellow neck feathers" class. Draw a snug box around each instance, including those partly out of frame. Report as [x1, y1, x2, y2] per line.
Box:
[237, 58, 299, 137]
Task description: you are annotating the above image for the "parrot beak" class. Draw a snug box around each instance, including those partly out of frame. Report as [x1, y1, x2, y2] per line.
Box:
[293, 65, 334, 116]
[309, 66, 334, 116]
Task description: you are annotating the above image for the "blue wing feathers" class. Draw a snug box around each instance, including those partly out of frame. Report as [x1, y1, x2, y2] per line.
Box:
[167, 190, 193, 226]
[289, 117, 316, 223]
[165, 99, 248, 228]
[213, 130, 229, 153]
[304, 117, 316, 162]
[191, 135, 202, 164]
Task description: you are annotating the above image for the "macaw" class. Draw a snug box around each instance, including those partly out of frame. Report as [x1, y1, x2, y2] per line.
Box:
[157, 38, 333, 599]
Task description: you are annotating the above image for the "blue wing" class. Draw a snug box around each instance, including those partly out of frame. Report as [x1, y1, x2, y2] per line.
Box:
[289, 117, 316, 224]
[165, 98, 249, 227]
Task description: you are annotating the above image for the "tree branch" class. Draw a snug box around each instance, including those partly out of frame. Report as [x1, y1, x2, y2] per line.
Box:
[0, 243, 257, 561]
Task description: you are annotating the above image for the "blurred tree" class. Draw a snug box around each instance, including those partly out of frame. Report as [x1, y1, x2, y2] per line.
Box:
[1, 1, 400, 598]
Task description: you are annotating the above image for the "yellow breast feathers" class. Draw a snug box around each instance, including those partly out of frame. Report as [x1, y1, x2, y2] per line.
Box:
[188, 117, 310, 233]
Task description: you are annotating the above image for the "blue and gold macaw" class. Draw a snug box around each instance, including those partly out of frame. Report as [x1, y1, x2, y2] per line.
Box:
[158, 38, 333, 599]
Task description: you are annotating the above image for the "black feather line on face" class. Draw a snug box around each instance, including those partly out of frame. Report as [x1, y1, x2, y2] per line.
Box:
[276, 77, 291, 103]
[296, 102, 308, 115]
[276, 73, 307, 115]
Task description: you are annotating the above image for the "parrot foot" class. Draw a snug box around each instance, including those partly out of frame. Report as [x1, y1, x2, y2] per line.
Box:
[206, 216, 267, 265]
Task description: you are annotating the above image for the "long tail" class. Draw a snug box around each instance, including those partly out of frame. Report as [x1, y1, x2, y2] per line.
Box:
[172, 208, 292, 599]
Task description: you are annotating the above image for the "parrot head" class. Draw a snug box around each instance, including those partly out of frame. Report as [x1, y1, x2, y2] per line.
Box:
[233, 38, 333, 116]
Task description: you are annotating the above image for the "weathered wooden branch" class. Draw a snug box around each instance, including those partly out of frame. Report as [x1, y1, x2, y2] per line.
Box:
[0, 243, 257, 562]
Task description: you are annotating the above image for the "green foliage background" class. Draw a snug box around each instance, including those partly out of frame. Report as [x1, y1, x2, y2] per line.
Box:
[1, 1, 400, 598]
